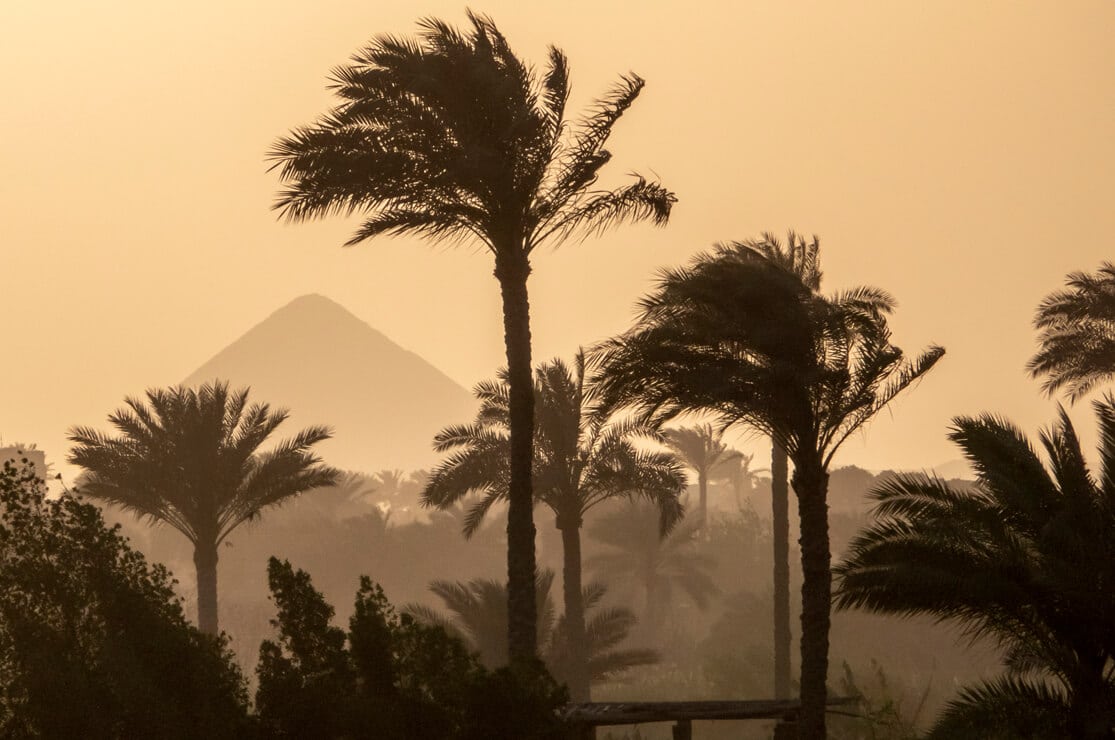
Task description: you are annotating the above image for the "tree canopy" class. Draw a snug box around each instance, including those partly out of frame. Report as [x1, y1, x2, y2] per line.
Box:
[0, 459, 251, 738]
[256, 558, 567, 739]
[1029, 261, 1115, 402]
[836, 400, 1115, 738]
[68, 380, 338, 633]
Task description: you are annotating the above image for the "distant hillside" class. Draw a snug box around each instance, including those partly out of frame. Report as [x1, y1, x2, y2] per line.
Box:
[926, 457, 975, 480]
[183, 294, 475, 472]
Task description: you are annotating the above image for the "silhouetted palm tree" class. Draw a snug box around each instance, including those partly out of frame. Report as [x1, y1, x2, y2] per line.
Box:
[269, 12, 674, 663]
[1029, 261, 1115, 402]
[291, 470, 377, 521]
[592, 242, 943, 738]
[423, 352, 684, 698]
[710, 449, 766, 512]
[404, 571, 657, 690]
[586, 501, 719, 644]
[68, 381, 339, 634]
[835, 401, 1115, 739]
[662, 424, 738, 535]
[743, 231, 822, 699]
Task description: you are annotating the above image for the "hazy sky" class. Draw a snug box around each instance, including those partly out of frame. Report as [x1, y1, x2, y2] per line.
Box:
[4, 2, 1114, 475]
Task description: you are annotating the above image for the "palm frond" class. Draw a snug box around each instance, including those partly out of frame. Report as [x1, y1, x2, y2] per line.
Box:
[67, 381, 335, 552]
[271, 14, 672, 256]
[1029, 262, 1115, 402]
[925, 676, 1071, 740]
[534, 177, 674, 247]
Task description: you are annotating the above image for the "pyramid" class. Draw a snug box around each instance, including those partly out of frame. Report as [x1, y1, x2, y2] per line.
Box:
[183, 294, 475, 473]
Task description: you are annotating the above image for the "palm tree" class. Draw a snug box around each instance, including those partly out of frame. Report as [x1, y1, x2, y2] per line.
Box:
[592, 242, 943, 738]
[269, 12, 674, 663]
[587, 502, 719, 645]
[289, 470, 377, 521]
[744, 231, 822, 700]
[403, 571, 658, 690]
[406, 572, 555, 670]
[662, 424, 739, 535]
[423, 352, 685, 699]
[1029, 261, 1115, 402]
[67, 381, 339, 635]
[710, 449, 767, 512]
[834, 401, 1115, 739]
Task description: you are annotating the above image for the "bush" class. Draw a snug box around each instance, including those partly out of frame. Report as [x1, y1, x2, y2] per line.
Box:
[256, 557, 567, 739]
[0, 459, 252, 738]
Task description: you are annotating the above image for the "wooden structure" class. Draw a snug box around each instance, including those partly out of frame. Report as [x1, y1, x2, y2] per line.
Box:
[558, 698, 857, 739]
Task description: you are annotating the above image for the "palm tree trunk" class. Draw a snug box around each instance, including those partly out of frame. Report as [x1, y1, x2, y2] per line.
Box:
[697, 469, 709, 536]
[791, 458, 831, 740]
[496, 252, 538, 664]
[1070, 669, 1110, 740]
[559, 517, 590, 701]
[772, 441, 792, 700]
[193, 540, 219, 635]
[643, 571, 659, 644]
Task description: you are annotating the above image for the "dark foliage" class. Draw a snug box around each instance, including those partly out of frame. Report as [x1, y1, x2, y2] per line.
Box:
[835, 400, 1115, 738]
[0, 459, 251, 738]
[256, 557, 568, 739]
[404, 570, 658, 690]
[1030, 261, 1115, 402]
[592, 240, 942, 738]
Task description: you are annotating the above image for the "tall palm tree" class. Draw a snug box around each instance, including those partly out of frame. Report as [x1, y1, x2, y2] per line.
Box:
[587, 502, 719, 645]
[67, 381, 339, 635]
[834, 401, 1115, 739]
[403, 571, 658, 690]
[423, 352, 685, 699]
[662, 424, 739, 534]
[592, 242, 943, 738]
[269, 12, 674, 663]
[743, 231, 822, 700]
[1029, 261, 1115, 402]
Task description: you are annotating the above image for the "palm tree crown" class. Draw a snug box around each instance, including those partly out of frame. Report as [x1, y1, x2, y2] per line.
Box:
[594, 243, 941, 466]
[835, 400, 1115, 739]
[1029, 261, 1115, 402]
[424, 352, 684, 537]
[269, 11, 674, 252]
[587, 502, 719, 644]
[662, 424, 739, 534]
[403, 571, 658, 690]
[68, 381, 339, 634]
[270, 12, 674, 662]
[592, 241, 943, 738]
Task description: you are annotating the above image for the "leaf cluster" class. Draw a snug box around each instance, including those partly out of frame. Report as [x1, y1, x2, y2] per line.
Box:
[1029, 261, 1115, 402]
[834, 400, 1115, 736]
[592, 241, 943, 470]
[423, 351, 686, 537]
[0, 460, 251, 738]
[270, 11, 673, 256]
[68, 380, 339, 547]
[256, 557, 568, 739]
[403, 570, 658, 687]
[587, 502, 720, 614]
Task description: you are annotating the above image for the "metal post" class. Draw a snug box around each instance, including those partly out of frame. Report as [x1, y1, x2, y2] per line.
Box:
[773, 715, 799, 740]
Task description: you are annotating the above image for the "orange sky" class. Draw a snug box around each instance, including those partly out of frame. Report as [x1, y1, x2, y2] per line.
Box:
[4, 2, 1114, 475]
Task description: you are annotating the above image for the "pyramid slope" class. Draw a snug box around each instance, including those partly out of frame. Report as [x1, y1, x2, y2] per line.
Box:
[183, 294, 475, 472]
